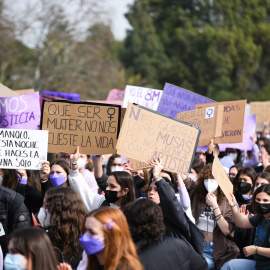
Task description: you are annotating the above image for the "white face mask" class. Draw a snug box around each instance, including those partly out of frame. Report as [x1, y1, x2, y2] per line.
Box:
[204, 179, 219, 193]
[227, 153, 237, 161]
[111, 166, 124, 173]
[188, 174, 197, 182]
[77, 158, 86, 170]
[0, 175, 3, 186]
[38, 207, 51, 228]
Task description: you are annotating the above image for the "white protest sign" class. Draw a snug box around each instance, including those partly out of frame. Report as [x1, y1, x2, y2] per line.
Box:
[0, 129, 48, 169]
[123, 85, 163, 110]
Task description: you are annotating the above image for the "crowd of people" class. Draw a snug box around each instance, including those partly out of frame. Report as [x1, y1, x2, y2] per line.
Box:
[0, 134, 270, 270]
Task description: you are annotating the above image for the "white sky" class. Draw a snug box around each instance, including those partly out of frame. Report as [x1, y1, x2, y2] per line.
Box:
[4, 0, 135, 47]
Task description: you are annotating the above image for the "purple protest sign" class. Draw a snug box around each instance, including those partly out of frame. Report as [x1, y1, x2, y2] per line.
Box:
[0, 92, 40, 130]
[218, 114, 256, 151]
[157, 83, 215, 118]
[107, 89, 125, 101]
[42, 90, 80, 101]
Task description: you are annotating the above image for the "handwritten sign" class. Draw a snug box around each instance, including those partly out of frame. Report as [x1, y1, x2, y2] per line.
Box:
[106, 89, 125, 101]
[218, 114, 256, 151]
[42, 90, 80, 101]
[195, 100, 246, 144]
[250, 102, 270, 132]
[0, 92, 41, 130]
[123, 85, 163, 110]
[127, 158, 153, 171]
[176, 106, 224, 146]
[0, 128, 48, 170]
[212, 156, 233, 205]
[0, 83, 18, 97]
[40, 100, 121, 155]
[157, 83, 215, 118]
[116, 103, 201, 173]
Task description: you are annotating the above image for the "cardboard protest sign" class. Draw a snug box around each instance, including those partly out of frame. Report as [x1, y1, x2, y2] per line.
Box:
[212, 156, 233, 205]
[0, 83, 18, 97]
[42, 90, 80, 101]
[106, 89, 125, 101]
[0, 92, 41, 130]
[123, 85, 163, 110]
[127, 158, 153, 171]
[121, 108, 126, 128]
[250, 102, 270, 132]
[13, 89, 35, 95]
[116, 103, 201, 174]
[40, 100, 121, 155]
[195, 100, 246, 144]
[218, 114, 256, 151]
[0, 128, 48, 170]
[176, 106, 224, 146]
[157, 83, 215, 118]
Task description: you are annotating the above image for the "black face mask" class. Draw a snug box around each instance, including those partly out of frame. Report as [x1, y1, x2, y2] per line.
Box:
[238, 182, 252, 194]
[229, 177, 235, 184]
[105, 190, 119, 203]
[255, 202, 270, 215]
[133, 175, 145, 189]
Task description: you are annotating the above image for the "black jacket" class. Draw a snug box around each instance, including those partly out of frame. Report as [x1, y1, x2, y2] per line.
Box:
[155, 179, 205, 256]
[0, 186, 31, 255]
[138, 236, 207, 270]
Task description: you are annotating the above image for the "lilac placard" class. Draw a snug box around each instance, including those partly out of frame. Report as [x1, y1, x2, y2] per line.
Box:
[217, 115, 256, 151]
[157, 83, 215, 118]
[107, 89, 125, 101]
[42, 90, 80, 101]
[0, 92, 40, 130]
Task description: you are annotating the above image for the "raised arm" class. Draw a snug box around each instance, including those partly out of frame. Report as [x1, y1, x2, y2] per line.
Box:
[94, 155, 104, 179]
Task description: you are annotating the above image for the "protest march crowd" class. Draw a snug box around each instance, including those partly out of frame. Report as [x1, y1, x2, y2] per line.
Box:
[0, 84, 270, 270]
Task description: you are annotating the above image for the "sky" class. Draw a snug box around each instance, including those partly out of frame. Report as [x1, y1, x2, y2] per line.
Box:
[5, 0, 135, 47]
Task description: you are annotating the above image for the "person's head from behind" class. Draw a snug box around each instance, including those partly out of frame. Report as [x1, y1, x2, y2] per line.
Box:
[106, 154, 124, 175]
[5, 227, 58, 270]
[252, 184, 270, 218]
[0, 168, 21, 191]
[124, 199, 165, 245]
[255, 172, 270, 191]
[234, 167, 257, 195]
[190, 158, 205, 181]
[257, 137, 268, 149]
[80, 207, 142, 270]
[49, 159, 70, 187]
[105, 171, 136, 207]
[41, 187, 85, 259]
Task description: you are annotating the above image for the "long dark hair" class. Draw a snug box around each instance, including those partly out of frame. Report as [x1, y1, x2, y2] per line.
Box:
[45, 187, 85, 261]
[106, 154, 121, 176]
[18, 169, 41, 192]
[1, 169, 20, 191]
[110, 171, 136, 207]
[6, 228, 58, 270]
[50, 159, 70, 176]
[233, 167, 257, 193]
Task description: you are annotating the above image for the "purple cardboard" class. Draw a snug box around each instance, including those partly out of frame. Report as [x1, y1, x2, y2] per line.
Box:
[218, 114, 256, 151]
[42, 90, 80, 101]
[157, 83, 215, 118]
[0, 92, 40, 130]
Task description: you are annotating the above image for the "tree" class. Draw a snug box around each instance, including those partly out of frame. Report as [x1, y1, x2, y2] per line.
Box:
[122, 0, 270, 101]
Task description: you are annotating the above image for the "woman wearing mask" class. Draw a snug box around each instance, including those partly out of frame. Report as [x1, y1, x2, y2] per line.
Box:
[38, 187, 85, 269]
[221, 184, 270, 269]
[229, 165, 245, 183]
[4, 227, 71, 270]
[184, 163, 239, 270]
[68, 147, 136, 212]
[17, 169, 41, 191]
[233, 167, 257, 259]
[78, 207, 143, 270]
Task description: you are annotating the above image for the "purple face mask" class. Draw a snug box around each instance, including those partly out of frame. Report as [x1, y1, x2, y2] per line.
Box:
[50, 173, 66, 187]
[18, 177, 27, 185]
[79, 233, 104, 255]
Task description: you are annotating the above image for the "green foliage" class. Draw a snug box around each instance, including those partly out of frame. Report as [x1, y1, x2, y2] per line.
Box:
[121, 0, 270, 101]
